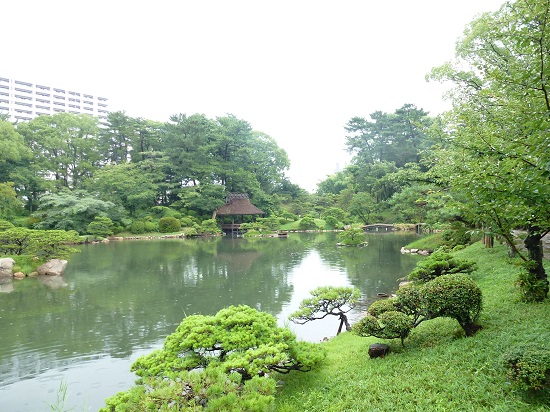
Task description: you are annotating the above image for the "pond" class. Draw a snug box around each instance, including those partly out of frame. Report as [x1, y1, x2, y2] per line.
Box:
[0, 231, 423, 411]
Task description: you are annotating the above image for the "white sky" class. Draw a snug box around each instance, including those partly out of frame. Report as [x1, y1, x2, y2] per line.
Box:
[4, 0, 504, 192]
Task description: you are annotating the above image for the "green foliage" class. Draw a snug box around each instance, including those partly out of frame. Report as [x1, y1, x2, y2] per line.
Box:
[515, 267, 548, 303]
[101, 368, 276, 412]
[407, 251, 476, 282]
[421, 274, 482, 336]
[105, 305, 324, 410]
[428, 0, 550, 298]
[0, 219, 15, 231]
[130, 221, 145, 234]
[404, 232, 444, 251]
[502, 344, 550, 391]
[353, 311, 413, 345]
[336, 225, 366, 246]
[298, 214, 317, 230]
[200, 219, 221, 235]
[290, 286, 361, 334]
[87, 216, 114, 238]
[33, 190, 123, 234]
[0, 182, 23, 219]
[158, 216, 181, 233]
[0, 227, 80, 259]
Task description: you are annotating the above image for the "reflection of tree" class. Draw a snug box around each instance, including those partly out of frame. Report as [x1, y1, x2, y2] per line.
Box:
[0, 233, 421, 385]
[0, 236, 311, 384]
[316, 232, 423, 300]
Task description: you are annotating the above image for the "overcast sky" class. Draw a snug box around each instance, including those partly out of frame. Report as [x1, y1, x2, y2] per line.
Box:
[4, 0, 505, 191]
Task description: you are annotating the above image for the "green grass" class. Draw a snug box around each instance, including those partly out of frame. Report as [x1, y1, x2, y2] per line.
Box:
[404, 232, 444, 250]
[272, 242, 550, 411]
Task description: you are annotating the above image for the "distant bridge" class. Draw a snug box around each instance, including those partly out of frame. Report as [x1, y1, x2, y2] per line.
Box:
[363, 224, 395, 232]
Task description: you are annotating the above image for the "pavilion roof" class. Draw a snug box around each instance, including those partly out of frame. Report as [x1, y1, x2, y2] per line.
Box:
[215, 193, 265, 216]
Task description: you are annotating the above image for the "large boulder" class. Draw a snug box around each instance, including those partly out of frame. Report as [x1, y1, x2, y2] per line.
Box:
[0, 258, 15, 277]
[37, 259, 68, 276]
[368, 343, 390, 358]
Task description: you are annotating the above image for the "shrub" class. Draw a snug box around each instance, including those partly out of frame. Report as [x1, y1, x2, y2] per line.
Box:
[408, 251, 476, 283]
[183, 227, 198, 237]
[200, 219, 221, 235]
[353, 311, 413, 346]
[421, 274, 482, 336]
[143, 221, 157, 233]
[515, 266, 548, 303]
[298, 215, 317, 230]
[86, 216, 114, 238]
[0, 220, 15, 231]
[102, 305, 324, 410]
[130, 221, 145, 234]
[180, 216, 196, 227]
[337, 225, 367, 246]
[158, 216, 181, 233]
[502, 344, 550, 391]
[367, 298, 398, 317]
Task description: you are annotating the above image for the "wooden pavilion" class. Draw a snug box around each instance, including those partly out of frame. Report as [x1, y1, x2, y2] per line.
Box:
[213, 193, 265, 235]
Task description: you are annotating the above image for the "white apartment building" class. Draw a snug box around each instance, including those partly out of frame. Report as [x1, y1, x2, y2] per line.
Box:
[0, 76, 109, 122]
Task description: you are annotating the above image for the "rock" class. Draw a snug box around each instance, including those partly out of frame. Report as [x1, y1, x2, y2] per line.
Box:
[368, 343, 390, 358]
[13, 272, 25, 279]
[399, 280, 413, 288]
[418, 249, 431, 256]
[36, 259, 68, 276]
[0, 258, 15, 277]
[410, 249, 419, 254]
[400, 247, 410, 254]
[109, 237, 124, 241]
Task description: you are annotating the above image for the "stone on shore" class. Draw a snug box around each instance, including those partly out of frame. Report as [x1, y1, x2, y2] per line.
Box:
[37, 259, 68, 276]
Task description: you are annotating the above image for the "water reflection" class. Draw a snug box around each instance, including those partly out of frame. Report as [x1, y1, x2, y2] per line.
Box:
[0, 231, 422, 411]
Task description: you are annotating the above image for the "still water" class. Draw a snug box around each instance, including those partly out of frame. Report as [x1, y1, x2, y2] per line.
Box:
[0, 232, 422, 411]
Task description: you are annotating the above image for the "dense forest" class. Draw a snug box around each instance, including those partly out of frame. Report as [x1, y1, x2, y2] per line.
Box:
[0, 0, 548, 298]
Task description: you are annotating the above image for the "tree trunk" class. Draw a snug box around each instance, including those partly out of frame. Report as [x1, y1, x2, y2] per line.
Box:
[524, 228, 549, 300]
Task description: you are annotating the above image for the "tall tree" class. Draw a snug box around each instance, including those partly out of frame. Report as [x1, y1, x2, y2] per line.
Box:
[345, 104, 432, 168]
[429, 0, 550, 299]
[17, 113, 100, 189]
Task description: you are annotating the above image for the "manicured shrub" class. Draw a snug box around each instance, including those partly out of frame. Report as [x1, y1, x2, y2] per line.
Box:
[354, 311, 413, 346]
[143, 221, 157, 233]
[0, 220, 15, 231]
[298, 214, 317, 230]
[130, 221, 145, 234]
[158, 216, 181, 233]
[367, 298, 398, 317]
[86, 216, 114, 238]
[421, 274, 482, 336]
[337, 225, 367, 246]
[515, 267, 548, 303]
[503, 344, 550, 391]
[179, 216, 196, 227]
[200, 219, 221, 235]
[408, 251, 476, 283]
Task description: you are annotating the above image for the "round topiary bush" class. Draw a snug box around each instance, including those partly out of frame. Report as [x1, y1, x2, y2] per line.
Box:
[130, 221, 145, 234]
[158, 216, 181, 233]
[421, 274, 482, 336]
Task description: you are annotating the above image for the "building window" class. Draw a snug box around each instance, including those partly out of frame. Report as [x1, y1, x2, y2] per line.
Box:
[36, 84, 50, 90]
[0, 77, 9, 82]
[83, 94, 93, 99]
[15, 94, 32, 100]
[15, 116, 32, 121]
[69, 104, 81, 109]
[54, 108, 65, 112]
[54, 88, 65, 94]
[54, 95, 65, 100]
[98, 97, 107, 101]
[15, 87, 32, 93]
[84, 107, 93, 111]
[0, 106, 9, 111]
[0, 92, 8, 97]
[15, 80, 32, 87]
[0, 99, 9, 104]
[0, 85, 8, 89]
[15, 102, 32, 107]
[36, 99, 50, 104]
[36, 105, 50, 110]
[36, 92, 50, 97]
[54, 102, 65, 106]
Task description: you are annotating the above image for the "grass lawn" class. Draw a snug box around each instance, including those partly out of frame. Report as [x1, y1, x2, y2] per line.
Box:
[273, 242, 550, 411]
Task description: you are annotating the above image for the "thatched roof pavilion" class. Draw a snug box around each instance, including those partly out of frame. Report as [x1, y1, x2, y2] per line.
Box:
[214, 193, 264, 234]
